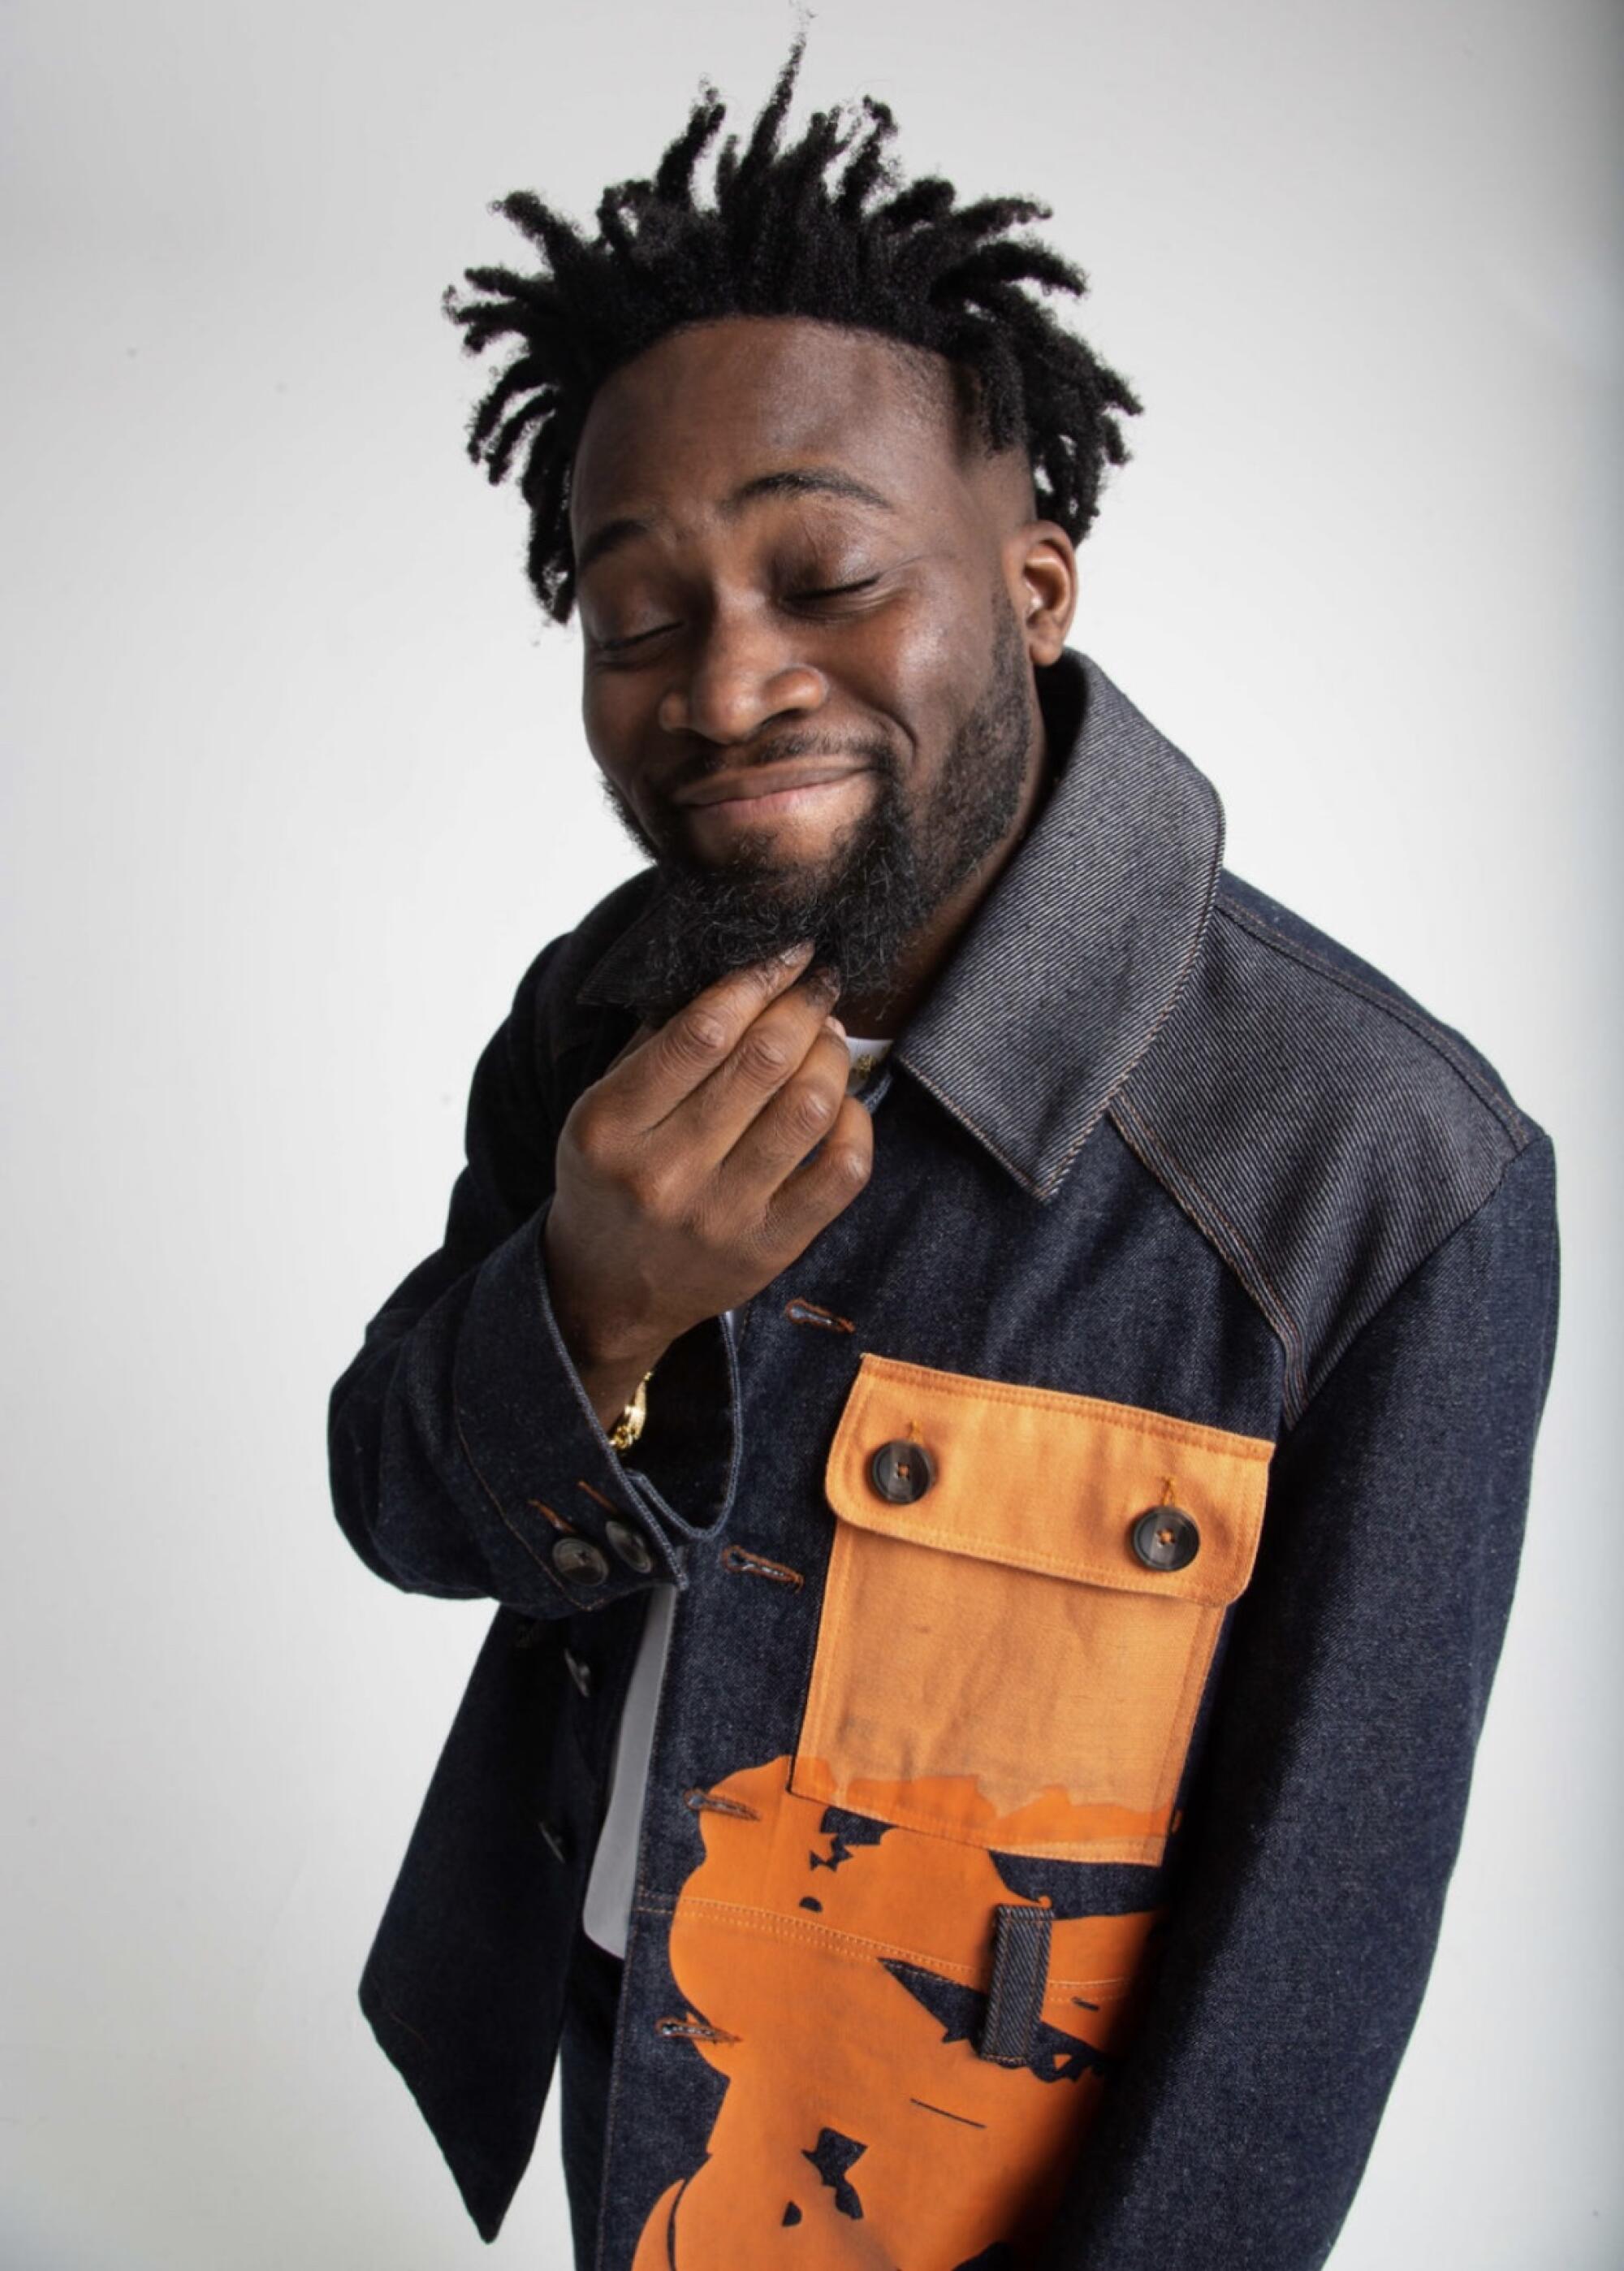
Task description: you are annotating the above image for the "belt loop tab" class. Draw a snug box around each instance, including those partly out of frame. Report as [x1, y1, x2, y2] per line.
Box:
[978, 1903, 1052, 2067]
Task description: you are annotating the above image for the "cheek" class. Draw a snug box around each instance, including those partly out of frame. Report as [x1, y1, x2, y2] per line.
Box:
[846, 588, 988, 754]
[580, 676, 653, 790]
[580, 673, 624, 750]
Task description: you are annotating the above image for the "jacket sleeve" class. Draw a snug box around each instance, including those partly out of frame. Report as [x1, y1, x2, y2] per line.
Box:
[326, 937, 742, 1617]
[1041, 1127, 1561, 2271]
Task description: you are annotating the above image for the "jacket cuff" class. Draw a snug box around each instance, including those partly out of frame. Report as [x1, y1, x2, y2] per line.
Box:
[451, 1200, 741, 1613]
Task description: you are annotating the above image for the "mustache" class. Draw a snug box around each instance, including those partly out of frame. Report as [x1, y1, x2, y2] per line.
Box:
[669, 730, 898, 797]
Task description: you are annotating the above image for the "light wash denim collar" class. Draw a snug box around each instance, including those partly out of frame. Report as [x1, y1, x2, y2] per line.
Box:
[575, 649, 1225, 1205]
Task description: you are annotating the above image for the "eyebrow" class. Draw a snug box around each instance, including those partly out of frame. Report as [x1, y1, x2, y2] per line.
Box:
[574, 466, 898, 579]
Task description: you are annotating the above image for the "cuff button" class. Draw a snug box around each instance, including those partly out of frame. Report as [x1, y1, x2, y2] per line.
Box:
[552, 1537, 610, 1587]
[605, 1516, 655, 1574]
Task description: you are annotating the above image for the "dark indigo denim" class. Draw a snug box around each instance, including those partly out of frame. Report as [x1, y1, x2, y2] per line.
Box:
[328, 649, 1560, 2269]
[559, 1931, 624, 2271]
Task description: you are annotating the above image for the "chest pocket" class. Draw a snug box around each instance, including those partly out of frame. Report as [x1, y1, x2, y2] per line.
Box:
[790, 1352, 1273, 1868]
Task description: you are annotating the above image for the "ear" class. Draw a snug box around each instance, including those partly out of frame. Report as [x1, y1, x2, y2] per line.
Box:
[1005, 521, 1078, 666]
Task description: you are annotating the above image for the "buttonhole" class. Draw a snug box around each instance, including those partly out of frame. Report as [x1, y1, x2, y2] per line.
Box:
[682, 1787, 760, 1820]
[719, 1542, 805, 1588]
[784, 1295, 855, 1334]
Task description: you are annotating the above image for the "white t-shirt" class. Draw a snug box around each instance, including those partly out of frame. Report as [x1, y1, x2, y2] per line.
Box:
[581, 1032, 893, 1955]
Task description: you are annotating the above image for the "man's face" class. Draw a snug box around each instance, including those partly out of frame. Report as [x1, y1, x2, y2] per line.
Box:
[567, 317, 1065, 1023]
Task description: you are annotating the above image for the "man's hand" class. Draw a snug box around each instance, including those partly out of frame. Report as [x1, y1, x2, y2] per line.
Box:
[543, 941, 874, 1430]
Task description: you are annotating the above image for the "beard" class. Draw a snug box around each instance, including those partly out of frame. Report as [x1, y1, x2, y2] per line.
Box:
[596, 597, 1035, 1027]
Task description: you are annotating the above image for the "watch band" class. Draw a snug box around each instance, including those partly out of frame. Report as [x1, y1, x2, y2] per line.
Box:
[607, 1369, 653, 1453]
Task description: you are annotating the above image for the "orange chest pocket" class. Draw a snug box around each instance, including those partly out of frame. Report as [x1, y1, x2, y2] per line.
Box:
[790, 1352, 1274, 1867]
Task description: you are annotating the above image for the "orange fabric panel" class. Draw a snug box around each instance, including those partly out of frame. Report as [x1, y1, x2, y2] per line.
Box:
[633, 1756, 1165, 2270]
[823, 1354, 1273, 1603]
[791, 1356, 1273, 1865]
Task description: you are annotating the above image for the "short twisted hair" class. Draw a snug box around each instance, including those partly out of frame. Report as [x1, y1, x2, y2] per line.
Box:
[445, 37, 1142, 621]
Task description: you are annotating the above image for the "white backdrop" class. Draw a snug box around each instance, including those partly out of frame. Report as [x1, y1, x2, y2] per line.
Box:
[2, 1, 1619, 2264]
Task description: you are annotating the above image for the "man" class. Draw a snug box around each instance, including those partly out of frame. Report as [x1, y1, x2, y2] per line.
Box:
[327, 42, 1559, 2271]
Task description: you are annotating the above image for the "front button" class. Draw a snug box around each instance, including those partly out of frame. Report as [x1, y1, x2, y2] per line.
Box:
[869, 1438, 936, 1504]
[605, 1516, 654, 1574]
[552, 1536, 610, 1587]
[1131, 1505, 1200, 1572]
[564, 1647, 592, 1698]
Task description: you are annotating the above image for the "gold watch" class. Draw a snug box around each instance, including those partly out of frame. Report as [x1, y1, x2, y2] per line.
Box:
[607, 1369, 654, 1453]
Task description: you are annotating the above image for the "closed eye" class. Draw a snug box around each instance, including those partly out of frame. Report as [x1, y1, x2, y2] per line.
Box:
[793, 575, 881, 602]
[594, 622, 679, 655]
[592, 575, 883, 657]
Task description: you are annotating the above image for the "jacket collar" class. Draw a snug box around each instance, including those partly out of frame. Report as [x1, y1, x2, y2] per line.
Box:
[575, 649, 1224, 1203]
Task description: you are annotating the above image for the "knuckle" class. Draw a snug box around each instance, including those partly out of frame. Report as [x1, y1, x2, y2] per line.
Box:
[564, 1094, 608, 1158]
[625, 1157, 678, 1219]
[738, 1028, 793, 1084]
[782, 1081, 835, 1140]
[829, 1141, 871, 1192]
[670, 1009, 729, 1062]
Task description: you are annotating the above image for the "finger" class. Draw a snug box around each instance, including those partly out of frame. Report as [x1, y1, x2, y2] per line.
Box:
[710, 1022, 854, 1199]
[761, 1091, 875, 1249]
[604, 1020, 657, 1076]
[659, 962, 844, 1161]
[603, 941, 818, 1125]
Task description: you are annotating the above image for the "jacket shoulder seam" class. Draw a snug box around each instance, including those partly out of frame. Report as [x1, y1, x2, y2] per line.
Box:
[1289, 1127, 1552, 1428]
[1215, 891, 1528, 1149]
[1110, 1090, 1311, 1415]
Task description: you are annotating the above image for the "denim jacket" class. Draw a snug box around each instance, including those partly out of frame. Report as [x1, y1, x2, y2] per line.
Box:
[327, 649, 1559, 2270]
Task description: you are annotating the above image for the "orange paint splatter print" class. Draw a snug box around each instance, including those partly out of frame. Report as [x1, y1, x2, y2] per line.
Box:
[632, 1758, 1165, 2269]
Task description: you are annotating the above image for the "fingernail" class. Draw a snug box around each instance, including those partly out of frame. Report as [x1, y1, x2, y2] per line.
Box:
[773, 940, 816, 967]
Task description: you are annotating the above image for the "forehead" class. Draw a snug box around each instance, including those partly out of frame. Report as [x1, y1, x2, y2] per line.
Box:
[568, 317, 966, 541]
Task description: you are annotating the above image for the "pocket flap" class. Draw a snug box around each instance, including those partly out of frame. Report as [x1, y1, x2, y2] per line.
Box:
[824, 1353, 1272, 1610]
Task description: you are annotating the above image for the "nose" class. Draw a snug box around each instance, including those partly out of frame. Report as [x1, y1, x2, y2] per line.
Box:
[657, 611, 826, 744]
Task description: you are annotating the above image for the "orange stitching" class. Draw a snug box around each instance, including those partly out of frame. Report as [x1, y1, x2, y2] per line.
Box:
[818, 1512, 1246, 1605]
[651, 1891, 1151, 1993]
[897, 775, 1224, 1203]
[663, 1895, 983, 1978]
[835, 1348, 1274, 1457]
[574, 1478, 615, 1512]
[1216, 894, 1528, 1141]
[453, 1409, 569, 1590]
[1115, 1093, 1299, 1344]
[1111, 1091, 1307, 1408]
[1143, 1601, 1225, 1829]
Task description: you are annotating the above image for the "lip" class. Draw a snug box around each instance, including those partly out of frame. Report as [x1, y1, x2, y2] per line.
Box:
[675, 761, 873, 808]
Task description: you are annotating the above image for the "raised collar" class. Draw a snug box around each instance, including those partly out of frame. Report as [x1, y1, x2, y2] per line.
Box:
[575, 649, 1224, 1203]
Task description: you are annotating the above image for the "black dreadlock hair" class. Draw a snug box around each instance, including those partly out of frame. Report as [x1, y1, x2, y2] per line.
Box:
[444, 36, 1142, 623]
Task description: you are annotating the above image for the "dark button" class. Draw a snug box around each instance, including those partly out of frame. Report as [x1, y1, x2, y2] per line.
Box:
[564, 1647, 592, 1698]
[869, 1438, 936, 1504]
[537, 1817, 567, 1863]
[1130, 1505, 1200, 1572]
[605, 1516, 654, 1574]
[551, 1536, 610, 1587]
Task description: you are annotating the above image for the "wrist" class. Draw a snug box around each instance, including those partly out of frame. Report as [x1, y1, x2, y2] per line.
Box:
[542, 1217, 667, 1375]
